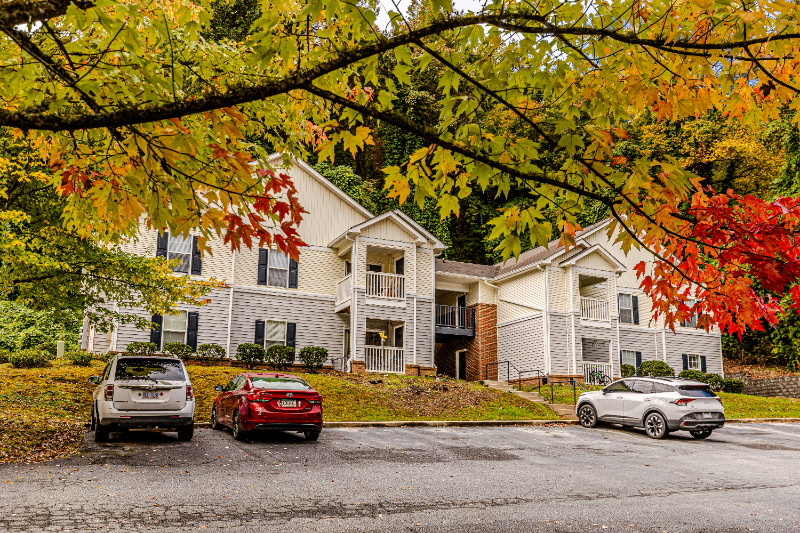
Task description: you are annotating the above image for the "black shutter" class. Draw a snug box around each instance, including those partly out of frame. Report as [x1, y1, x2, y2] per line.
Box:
[186, 312, 199, 351]
[682, 354, 689, 371]
[619, 350, 623, 367]
[700, 356, 707, 373]
[257, 249, 268, 285]
[635, 351, 642, 373]
[286, 322, 296, 348]
[632, 295, 640, 325]
[149, 314, 163, 347]
[156, 232, 168, 258]
[254, 320, 265, 346]
[190, 236, 202, 275]
[288, 259, 299, 288]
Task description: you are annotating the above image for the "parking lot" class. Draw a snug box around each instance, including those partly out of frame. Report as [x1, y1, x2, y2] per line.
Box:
[0, 423, 798, 532]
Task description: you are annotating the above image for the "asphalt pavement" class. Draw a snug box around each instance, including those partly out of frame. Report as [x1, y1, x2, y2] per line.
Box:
[0, 423, 799, 532]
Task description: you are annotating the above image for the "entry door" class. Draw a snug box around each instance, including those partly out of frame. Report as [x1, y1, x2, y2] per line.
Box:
[457, 351, 467, 380]
[394, 326, 404, 348]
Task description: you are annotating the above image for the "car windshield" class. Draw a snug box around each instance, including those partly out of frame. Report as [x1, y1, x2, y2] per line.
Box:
[250, 377, 312, 391]
[115, 358, 185, 381]
[679, 385, 718, 398]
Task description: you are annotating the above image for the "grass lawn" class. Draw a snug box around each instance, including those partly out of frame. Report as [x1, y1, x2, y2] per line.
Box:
[0, 360, 559, 463]
[524, 383, 603, 405]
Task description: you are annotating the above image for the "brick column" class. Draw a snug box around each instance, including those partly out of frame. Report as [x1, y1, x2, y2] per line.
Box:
[469, 303, 497, 381]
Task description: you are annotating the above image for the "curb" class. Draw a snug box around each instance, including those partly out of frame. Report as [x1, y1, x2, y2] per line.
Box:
[196, 420, 574, 429]
[726, 418, 800, 424]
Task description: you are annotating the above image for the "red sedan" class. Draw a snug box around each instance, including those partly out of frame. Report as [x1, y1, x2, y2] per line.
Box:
[210, 373, 323, 441]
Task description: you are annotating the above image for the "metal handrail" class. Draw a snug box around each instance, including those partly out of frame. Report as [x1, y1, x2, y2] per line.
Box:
[541, 376, 589, 406]
[435, 305, 476, 330]
[485, 361, 547, 393]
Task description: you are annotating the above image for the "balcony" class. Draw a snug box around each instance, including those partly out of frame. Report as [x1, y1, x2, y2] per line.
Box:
[366, 271, 405, 300]
[435, 305, 476, 341]
[365, 346, 405, 374]
[335, 274, 352, 311]
[580, 297, 610, 322]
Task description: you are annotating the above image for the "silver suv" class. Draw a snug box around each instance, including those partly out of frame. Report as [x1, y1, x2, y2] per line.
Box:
[88, 355, 195, 442]
[576, 377, 725, 439]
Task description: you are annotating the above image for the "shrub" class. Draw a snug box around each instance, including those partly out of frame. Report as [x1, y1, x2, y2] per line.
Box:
[37, 341, 58, 358]
[704, 373, 725, 391]
[266, 345, 295, 371]
[9, 349, 51, 368]
[637, 360, 675, 377]
[678, 370, 706, 382]
[66, 350, 94, 366]
[95, 351, 115, 362]
[621, 364, 636, 378]
[298, 346, 328, 373]
[722, 378, 744, 394]
[236, 343, 266, 369]
[678, 370, 724, 390]
[162, 342, 193, 359]
[126, 341, 157, 356]
[196, 343, 226, 363]
[0, 349, 10, 364]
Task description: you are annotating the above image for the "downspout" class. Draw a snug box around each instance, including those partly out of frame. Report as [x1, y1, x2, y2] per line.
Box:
[541, 265, 551, 375]
[614, 273, 621, 377]
[225, 250, 236, 359]
[345, 234, 356, 373]
[569, 266, 577, 376]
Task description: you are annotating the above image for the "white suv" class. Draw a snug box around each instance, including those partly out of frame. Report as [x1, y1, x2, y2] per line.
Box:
[576, 377, 725, 439]
[88, 355, 195, 442]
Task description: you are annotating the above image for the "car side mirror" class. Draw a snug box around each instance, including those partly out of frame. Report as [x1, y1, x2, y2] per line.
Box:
[214, 385, 224, 392]
[88, 376, 100, 385]
[601, 390, 607, 395]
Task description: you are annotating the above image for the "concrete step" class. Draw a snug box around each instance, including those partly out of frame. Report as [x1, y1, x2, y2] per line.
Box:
[481, 380, 574, 419]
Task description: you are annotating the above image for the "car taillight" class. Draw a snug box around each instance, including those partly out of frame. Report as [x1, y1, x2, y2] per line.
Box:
[716, 397, 723, 404]
[671, 398, 694, 405]
[307, 396, 322, 405]
[247, 393, 271, 402]
[186, 385, 194, 401]
[104, 384, 114, 401]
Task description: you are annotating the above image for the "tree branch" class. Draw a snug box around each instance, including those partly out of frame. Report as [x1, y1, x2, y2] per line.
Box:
[0, 0, 93, 29]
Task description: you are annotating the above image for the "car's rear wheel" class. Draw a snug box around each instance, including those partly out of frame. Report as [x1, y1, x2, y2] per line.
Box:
[690, 429, 713, 440]
[177, 423, 194, 442]
[304, 430, 321, 441]
[94, 422, 110, 443]
[232, 410, 246, 441]
[210, 405, 222, 430]
[644, 412, 668, 439]
[578, 404, 598, 428]
[90, 404, 97, 432]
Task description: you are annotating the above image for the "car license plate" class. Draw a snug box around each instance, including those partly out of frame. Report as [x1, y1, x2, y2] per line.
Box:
[142, 391, 160, 399]
[278, 399, 299, 407]
[702, 412, 713, 419]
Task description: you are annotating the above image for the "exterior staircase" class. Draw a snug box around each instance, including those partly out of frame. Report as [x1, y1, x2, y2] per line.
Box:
[481, 380, 579, 421]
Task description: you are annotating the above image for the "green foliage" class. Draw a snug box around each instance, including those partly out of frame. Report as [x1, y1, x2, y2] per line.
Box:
[9, 349, 51, 368]
[722, 379, 744, 394]
[196, 343, 226, 363]
[37, 341, 58, 358]
[66, 350, 94, 366]
[125, 342, 157, 357]
[0, 301, 81, 352]
[621, 364, 636, 378]
[265, 345, 295, 372]
[162, 342, 193, 359]
[637, 360, 675, 377]
[236, 343, 266, 369]
[0, 349, 10, 364]
[678, 370, 706, 381]
[298, 346, 328, 374]
[95, 352, 114, 363]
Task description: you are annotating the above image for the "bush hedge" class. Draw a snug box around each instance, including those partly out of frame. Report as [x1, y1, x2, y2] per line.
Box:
[299, 346, 328, 373]
[266, 345, 295, 371]
[196, 343, 226, 363]
[722, 378, 744, 393]
[9, 349, 51, 368]
[0, 349, 10, 364]
[162, 342, 193, 359]
[66, 350, 94, 366]
[637, 360, 675, 377]
[126, 341, 157, 356]
[0, 301, 81, 352]
[677, 370, 744, 393]
[621, 364, 636, 378]
[236, 343, 266, 369]
[95, 351, 115, 362]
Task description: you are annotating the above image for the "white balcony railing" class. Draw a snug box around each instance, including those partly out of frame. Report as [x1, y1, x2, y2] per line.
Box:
[583, 362, 613, 385]
[365, 346, 405, 374]
[336, 274, 352, 306]
[366, 272, 405, 299]
[580, 297, 610, 321]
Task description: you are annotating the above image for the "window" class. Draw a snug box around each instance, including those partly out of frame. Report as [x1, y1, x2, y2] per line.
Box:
[653, 383, 675, 394]
[366, 331, 383, 346]
[678, 385, 717, 398]
[682, 300, 698, 328]
[264, 320, 286, 348]
[115, 358, 185, 381]
[629, 380, 654, 394]
[621, 349, 636, 367]
[618, 294, 633, 324]
[267, 250, 289, 288]
[367, 264, 383, 273]
[605, 380, 630, 392]
[344, 261, 352, 276]
[168, 234, 192, 273]
[251, 377, 312, 390]
[687, 354, 700, 370]
[224, 377, 238, 392]
[162, 311, 187, 347]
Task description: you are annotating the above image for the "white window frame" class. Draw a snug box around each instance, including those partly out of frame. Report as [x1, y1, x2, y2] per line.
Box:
[621, 349, 636, 367]
[687, 354, 701, 370]
[263, 319, 287, 348]
[266, 250, 290, 289]
[167, 234, 192, 273]
[161, 310, 188, 348]
[618, 293, 634, 324]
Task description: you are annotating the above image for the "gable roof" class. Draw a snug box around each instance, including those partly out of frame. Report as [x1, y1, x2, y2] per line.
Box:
[558, 243, 626, 272]
[328, 209, 448, 251]
[266, 153, 374, 219]
[435, 258, 499, 279]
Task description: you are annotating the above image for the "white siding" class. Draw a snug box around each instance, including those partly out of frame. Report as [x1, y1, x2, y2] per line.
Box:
[416, 250, 433, 298]
[360, 218, 418, 243]
[497, 315, 544, 380]
[497, 301, 534, 323]
[548, 269, 567, 312]
[497, 268, 545, 308]
[664, 331, 724, 376]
